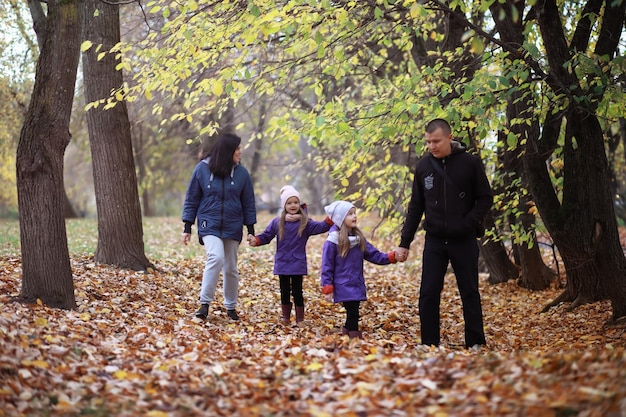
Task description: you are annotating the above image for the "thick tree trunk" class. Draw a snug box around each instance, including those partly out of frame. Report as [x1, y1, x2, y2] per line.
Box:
[82, 0, 152, 271]
[531, 115, 626, 321]
[16, 0, 81, 309]
[523, 0, 626, 322]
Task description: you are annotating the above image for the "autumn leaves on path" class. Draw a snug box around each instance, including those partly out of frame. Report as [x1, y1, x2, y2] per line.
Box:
[0, 234, 625, 416]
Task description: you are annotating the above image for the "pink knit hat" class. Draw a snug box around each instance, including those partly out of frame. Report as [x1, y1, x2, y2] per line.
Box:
[280, 185, 300, 209]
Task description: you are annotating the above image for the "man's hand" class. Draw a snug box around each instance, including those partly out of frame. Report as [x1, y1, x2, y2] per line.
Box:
[182, 233, 191, 246]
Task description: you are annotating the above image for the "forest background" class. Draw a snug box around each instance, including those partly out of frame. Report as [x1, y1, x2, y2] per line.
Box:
[1, 0, 626, 415]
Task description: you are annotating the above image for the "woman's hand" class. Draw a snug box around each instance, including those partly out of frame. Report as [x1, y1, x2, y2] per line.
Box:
[182, 233, 191, 246]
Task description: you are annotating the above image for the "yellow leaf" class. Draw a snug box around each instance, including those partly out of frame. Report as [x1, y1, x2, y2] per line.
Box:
[81, 40, 93, 52]
[145, 90, 153, 100]
[146, 411, 169, 417]
[212, 81, 223, 96]
[306, 362, 323, 372]
[341, 178, 349, 187]
[113, 370, 128, 379]
[34, 317, 48, 327]
[21, 359, 49, 369]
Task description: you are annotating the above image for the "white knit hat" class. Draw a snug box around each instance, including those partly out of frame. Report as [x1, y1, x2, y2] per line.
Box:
[280, 185, 300, 209]
[324, 200, 354, 227]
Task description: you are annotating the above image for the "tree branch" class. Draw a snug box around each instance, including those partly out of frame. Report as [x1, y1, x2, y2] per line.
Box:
[427, 0, 549, 80]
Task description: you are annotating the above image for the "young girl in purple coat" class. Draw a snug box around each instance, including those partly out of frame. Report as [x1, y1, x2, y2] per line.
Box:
[321, 201, 397, 339]
[248, 186, 333, 327]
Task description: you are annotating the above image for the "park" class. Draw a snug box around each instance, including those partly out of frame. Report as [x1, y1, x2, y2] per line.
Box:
[1, 216, 625, 416]
[2, 0, 626, 415]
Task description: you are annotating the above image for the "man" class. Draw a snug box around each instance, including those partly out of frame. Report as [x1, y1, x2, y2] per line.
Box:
[396, 119, 493, 348]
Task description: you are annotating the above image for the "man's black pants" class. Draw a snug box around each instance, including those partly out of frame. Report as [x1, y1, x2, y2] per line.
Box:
[419, 236, 486, 348]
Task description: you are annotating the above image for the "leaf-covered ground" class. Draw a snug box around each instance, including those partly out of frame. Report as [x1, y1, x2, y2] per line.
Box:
[1, 217, 625, 416]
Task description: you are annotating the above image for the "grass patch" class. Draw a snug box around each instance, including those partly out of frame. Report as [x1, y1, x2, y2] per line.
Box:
[0, 215, 278, 260]
[0, 217, 212, 260]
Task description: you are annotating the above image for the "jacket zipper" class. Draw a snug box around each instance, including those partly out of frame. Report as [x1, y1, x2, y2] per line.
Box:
[220, 179, 225, 236]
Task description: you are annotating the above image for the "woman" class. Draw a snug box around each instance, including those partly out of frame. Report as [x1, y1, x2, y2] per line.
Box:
[182, 133, 256, 321]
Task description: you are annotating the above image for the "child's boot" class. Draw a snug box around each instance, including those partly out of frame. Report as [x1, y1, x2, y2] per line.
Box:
[348, 330, 363, 339]
[295, 306, 305, 328]
[341, 326, 349, 336]
[281, 303, 292, 326]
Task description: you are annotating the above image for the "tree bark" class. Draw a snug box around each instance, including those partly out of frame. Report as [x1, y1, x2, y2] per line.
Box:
[526, 0, 626, 322]
[480, 210, 519, 285]
[16, 0, 82, 309]
[488, 0, 556, 291]
[82, 0, 153, 271]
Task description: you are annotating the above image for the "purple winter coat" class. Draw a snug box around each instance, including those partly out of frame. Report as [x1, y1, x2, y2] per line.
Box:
[255, 216, 332, 275]
[321, 227, 393, 303]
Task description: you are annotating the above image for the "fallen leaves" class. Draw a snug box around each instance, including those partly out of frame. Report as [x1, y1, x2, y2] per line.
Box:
[0, 217, 625, 416]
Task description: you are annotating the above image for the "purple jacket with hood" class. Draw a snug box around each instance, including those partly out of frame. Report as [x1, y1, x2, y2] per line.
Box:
[321, 225, 393, 303]
[255, 214, 332, 275]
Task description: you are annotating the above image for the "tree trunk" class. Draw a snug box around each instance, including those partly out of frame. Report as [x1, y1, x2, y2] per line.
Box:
[523, 0, 626, 322]
[64, 189, 78, 218]
[527, 115, 626, 321]
[489, 0, 555, 291]
[249, 96, 267, 185]
[480, 211, 519, 285]
[133, 125, 154, 217]
[82, 0, 152, 271]
[16, 0, 81, 309]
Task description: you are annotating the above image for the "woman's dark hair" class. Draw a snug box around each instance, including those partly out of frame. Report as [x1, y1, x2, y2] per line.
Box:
[208, 133, 241, 177]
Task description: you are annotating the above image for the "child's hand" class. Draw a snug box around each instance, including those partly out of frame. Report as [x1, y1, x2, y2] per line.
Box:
[396, 247, 409, 262]
[321, 284, 334, 302]
[247, 235, 257, 246]
[285, 213, 302, 222]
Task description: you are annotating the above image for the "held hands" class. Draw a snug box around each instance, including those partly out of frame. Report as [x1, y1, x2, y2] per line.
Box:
[182, 233, 191, 246]
[396, 247, 409, 262]
[247, 234, 257, 246]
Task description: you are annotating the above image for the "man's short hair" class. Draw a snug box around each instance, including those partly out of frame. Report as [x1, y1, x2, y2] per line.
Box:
[426, 119, 451, 135]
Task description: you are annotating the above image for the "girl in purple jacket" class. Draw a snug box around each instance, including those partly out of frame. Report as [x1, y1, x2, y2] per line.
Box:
[248, 186, 333, 327]
[321, 201, 397, 339]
